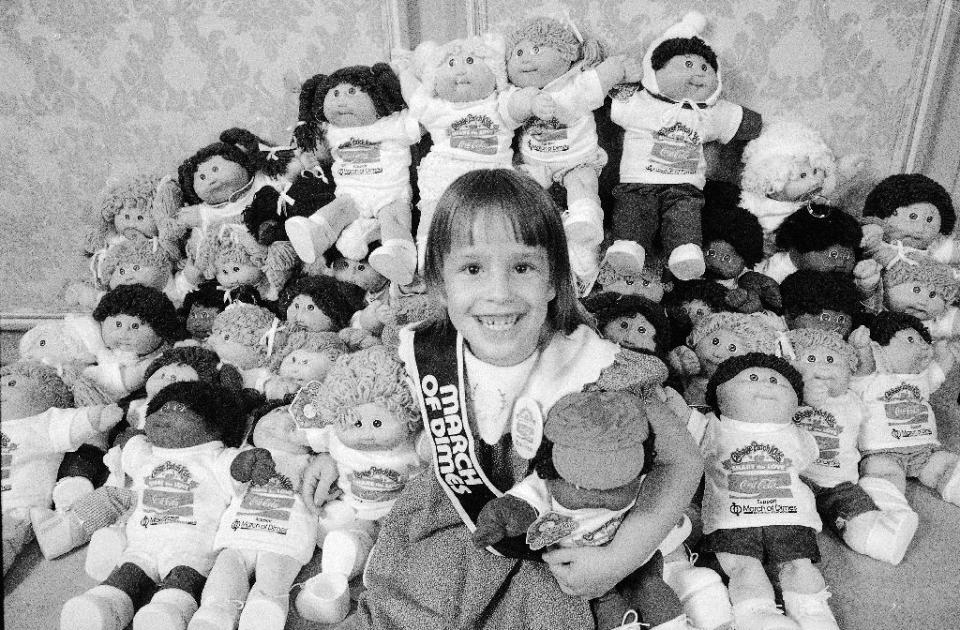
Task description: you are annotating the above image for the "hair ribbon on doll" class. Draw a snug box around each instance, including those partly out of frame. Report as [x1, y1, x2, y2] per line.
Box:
[259, 317, 283, 357]
[777, 332, 797, 362]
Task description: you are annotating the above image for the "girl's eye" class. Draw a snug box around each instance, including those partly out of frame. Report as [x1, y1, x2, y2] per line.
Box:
[466, 56, 474, 64]
[749, 373, 758, 381]
[373, 419, 382, 428]
[514, 263, 530, 273]
[807, 355, 815, 362]
[769, 376, 778, 383]
[712, 338, 719, 345]
[826, 356, 834, 363]
[466, 264, 481, 275]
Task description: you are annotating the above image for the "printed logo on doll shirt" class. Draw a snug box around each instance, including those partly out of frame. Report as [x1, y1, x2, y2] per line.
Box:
[723, 441, 794, 501]
[881, 384, 933, 439]
[1, 432, 16, 493]
[349, 466, 406, 502]
[139, 461, 199, 528]
[793, 408, 842, 469]
[447, 114, 499, 154]
[232, 474, 294, 535]
[523, 118, 570, 154]
[335, 139, 383, 176]
[647, 122, 701, 175]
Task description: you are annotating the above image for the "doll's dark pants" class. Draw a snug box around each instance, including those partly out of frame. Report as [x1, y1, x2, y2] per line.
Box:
[105, 562, 206, 609]
[57, 444, 110, 488]
[611, 183, 704, 258]
[591, 550, 683, 629]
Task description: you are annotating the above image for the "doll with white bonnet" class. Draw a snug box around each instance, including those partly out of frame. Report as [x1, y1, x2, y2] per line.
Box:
[608, 11, 762, 282]
[286, 64, 421, 285]
[206, 302, 289, 391]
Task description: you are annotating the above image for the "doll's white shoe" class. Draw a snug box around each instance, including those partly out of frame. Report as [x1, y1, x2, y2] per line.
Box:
[30, 507, 88, 560]
[781, 590, 839, 630]
[562, 199, 604, 247]
[134, 587, 199, 630]
[61, 585, 135, 630]
[732, 598, 799, 630]
[53, 476, 95, 512]
[602, 240, 646, 276]
[85, 524, 127, 581]
[285, 214, 338, 264]
[322, 528, 375, 580]
[662, 556, 733, 630]
[238, 590, 289, 630]
[369, 239, 416, 286]
[668, 244, 706, 281]
[337, 218, 381, 261]
[188, 600, 241, 630]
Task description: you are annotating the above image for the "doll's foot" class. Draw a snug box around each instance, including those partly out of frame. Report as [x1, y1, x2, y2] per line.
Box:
[61, 585, 135, 630]
[938, 462, 960, 505]
[781, 590, 839, 630]
[53, 476, 95, 512]
[369, 239, 416, 286]
[562, 200, 604, 247]
[732, 598, 799, 630]
[85, 525, 128, 581]
[134, 588, 199, 630]
[285, 215, 337, 264]
[337, 218, 381, 261]
[842, 508, 918, 565]
[668, 244, 705, 281]
[188, 600, 241, 630]
[568, 241, 600, 297]
[602, 240, 646, 276]
[238, 589, 289, 630]
[322, 528, 375, 580]
[30, 507, 89, 560]
[662, 557, 732, 630]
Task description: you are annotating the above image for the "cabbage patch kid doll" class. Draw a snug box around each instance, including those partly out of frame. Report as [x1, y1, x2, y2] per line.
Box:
[195, 222, 298, 304]
[59, 382, 248, 630]
[179, 280, 267, 341]
[286, 64, 421, 285]
[279, 274, 366, 333]
[701, 353, 840, 630]
[504, 16, 628, 293]
[783, 328, 919, 565]
[206, 303, 288, 391]
[662, 279, 731, 348]
[259, 329, 347, 401]
[1, 362, 123, 575]
[779, 270, 862, 339]
[607, 11, 762, 281]
[880, 253, 960, 340]
[853, 312, 960, 509]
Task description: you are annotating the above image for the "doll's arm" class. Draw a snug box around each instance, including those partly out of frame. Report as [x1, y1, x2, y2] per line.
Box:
[472, 495, 538, 549]
[737, 271, 783, 314]
[933, 340, 958, 375]
[853, 259, 882, 295]
[230, 447, 277, 485]
[505, 86, 542, 123]
[390, 48, 421, 104]
[848, 325, 875, 376]
[592, 55, 627, 94]
[353, 301, 386, 335]
[542, 397, 702, 598]
[667, 345, 702, 377]
[262, 376, 302, 401]
[176, 205, 203, 229]
[299, 453, 340, 512]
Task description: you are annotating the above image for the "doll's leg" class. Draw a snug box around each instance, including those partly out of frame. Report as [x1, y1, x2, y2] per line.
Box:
[55, 444, 109, 511]
[134, 563, 208, 630]
[189, 548, 254, 630]
[918, 449, 960, 505]
[285, 196, 361, 264]
[715, 552, 798, 630]
[779, 559, 839, 630]
[321, 519, 378, 580]
[61, 561, 155, 630]
[608, 183, 658, 274]
[859, 452, 908, 495]
[660, 185, 705, 281]
[560, 166, 604, 248]
[616, 551, 687, 629]
[369, 199, 417, 286]
[237, 551, 304, 630]
[32, 485, 134, 560]
[2, 509, 32, 576]
[828, 480, 918, 565]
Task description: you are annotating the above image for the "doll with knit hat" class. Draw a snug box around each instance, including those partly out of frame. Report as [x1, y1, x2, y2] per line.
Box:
[504, 14, 630, 294]
[700, 352, 840, 630]
[285, 64, 421, 285]
[878, 252, 960, 340]
[1, 361, 124, 575]
[782, 328, 919, 565]
[206, 303, 289, 392]
[607, 11, 762, 282]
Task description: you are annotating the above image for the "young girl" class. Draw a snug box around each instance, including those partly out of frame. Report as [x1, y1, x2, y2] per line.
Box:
[315, 169, 703, 630]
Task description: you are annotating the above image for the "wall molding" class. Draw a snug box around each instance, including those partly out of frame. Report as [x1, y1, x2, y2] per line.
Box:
[0, 313, 66, 332]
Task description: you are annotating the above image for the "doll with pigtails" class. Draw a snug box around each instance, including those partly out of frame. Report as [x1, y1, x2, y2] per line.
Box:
[285, 64, 422, 286]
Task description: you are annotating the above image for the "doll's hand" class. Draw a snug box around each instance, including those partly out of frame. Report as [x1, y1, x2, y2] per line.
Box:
[837, 153, 867, 180]
[848, 325, 872, 350]
[264, 376, 300, 401]
[176, 206, 202, 228]
[64, 282, 102, 311]
[301, 453, 340, 512]
[230, 448, 277, 484]
[860, 224, 885, 253]
[182, 262, 204, 286]
[803, 379, 830, 407]
[853, 259, 881, 292]
[390, 47, 413, 74]
[531, 92, 560, 121]
[339, 327, 379, 351]
[472, 496, 538, 549]
[92, 404, 125, 432]
[356, 303, 385, 333]
[667, 346, 700, 377]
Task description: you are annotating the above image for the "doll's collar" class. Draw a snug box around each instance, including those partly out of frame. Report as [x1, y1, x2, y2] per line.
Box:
[644, 88, 708, 110]
[207, 176, 255, 208]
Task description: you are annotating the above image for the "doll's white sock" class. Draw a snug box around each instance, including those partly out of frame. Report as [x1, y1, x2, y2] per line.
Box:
[846, 477, 918, 565]
[53, 476, 95, 512]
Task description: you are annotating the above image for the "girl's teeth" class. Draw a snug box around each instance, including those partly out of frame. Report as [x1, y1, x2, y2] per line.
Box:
[479, 315, 518, 331]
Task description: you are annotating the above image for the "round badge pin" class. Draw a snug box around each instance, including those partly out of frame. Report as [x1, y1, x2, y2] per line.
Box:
[510, 396, 543, 459]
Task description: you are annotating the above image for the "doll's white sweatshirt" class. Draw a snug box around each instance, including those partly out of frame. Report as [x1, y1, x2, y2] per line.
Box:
[852, 363, 946, 452]
[792, 392, 871, 488]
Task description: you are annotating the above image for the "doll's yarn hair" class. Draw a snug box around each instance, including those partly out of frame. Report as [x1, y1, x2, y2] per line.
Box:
[143, 346, 242, 391]
[309, 344, 419, 432]
[702, 196, 765, 269]
[83, 172, 183, 256]
[179, 280, 265, 320]
[208, 226, 269, 278]
[0, 361, 75, 409]
[211, 303, 283, 363]
[146, 381, 245, 447]
[220, 127, 298, 180]
[665, 279, 730, 312]
[295, 64, 405, 151]
[782, 328, 858, 372]
[867, 311, 932, 347]
[780, 270, 862, 319]
[267, 330, 346, 372]
[416, 34, 510, 97]
[863, 173, 954, 235]
[279, 273, 369, 330]
[98, 237, 175, 290]
[882, 255, 960, 303]
[774, 205, 861, 254]
[740, 121, 839, 198]
[705, 352, 804, 414]
[178, 142, 256, 205]
[93, 284, 182, 343]
[583, 292, 671, 357]
[650, 36, 717, 72]
[687, 311, 783, 354]
[505, 17, 605, 66]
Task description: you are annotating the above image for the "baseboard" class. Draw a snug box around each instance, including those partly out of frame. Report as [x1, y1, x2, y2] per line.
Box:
[0, 313, 67, 331]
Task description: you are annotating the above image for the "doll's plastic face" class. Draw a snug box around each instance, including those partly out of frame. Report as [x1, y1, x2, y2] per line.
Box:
[791, 344, 850, 398]
[331, 257, 388, 293]
[883, 202, 941, 249]
[789, 309, 852, 338]
[681, 299, 715, 326]
[876, 328, 933, 374]
[597, 264, 667, 302]
[768, 159, 827, 203]
[206, 329, 263, 369]
[654, 54, 718, 102]
[323, 83, 379, 127]
[704, 240, 745, 280]
[279, 349, 336, 382]
[186, 305, 220, 339]
[435, 51, 498, 102]
[0, 373, 51, 419]
[286, 295, 335, 331]
[101, 315, 162, 356]
[716, 367, 798, 423]
[507, 38, 572, 89]
[145, 363, 200, 398]
[884, 281, 946, 321]
[337, 402, 410, 451]
[194, 155, 251, 205]
[145, 401, 220, 449]
[602, 313, 657, 353]
[794, 245, 855, 274]
[109, 262, 169, 291]
[114, 206, 158, 240]
[217, 261, 263, 290]
[693, 328, 748, 376]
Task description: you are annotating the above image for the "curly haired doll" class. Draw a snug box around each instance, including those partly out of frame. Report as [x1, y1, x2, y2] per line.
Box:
[179, 279, 267, 341]
[880, 253, 960, 340]
[861, 173, 959, 267]
[1, 361, 122, 575]
[206, 303, 289, 390]
[258, 329, 348, 400]
[585, 292, 671, 358]
[607, 11, 762, 282]
[740, 121, 863, 255]
[780, 270, 863, 339]
[279, 273, 367, 332]
[285, 64, 421, 285]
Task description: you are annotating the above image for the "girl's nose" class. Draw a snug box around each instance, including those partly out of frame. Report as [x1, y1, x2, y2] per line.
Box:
[482, 268, 512, 301]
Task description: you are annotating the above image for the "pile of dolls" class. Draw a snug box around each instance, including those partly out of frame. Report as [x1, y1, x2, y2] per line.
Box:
[3, 8, 959, 630]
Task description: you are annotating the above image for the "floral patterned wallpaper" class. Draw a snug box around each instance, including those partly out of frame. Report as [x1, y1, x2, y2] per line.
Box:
[0, 0, 393, 313]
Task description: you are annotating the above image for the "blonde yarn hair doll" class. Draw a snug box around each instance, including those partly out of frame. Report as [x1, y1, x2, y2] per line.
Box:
[206, 303, 289, 390]
[196, 223, 298, 303]
[259, 329, 347, 400]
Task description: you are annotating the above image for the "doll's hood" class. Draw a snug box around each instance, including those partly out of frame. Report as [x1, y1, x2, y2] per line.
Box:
[642, 11, 722, 106]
